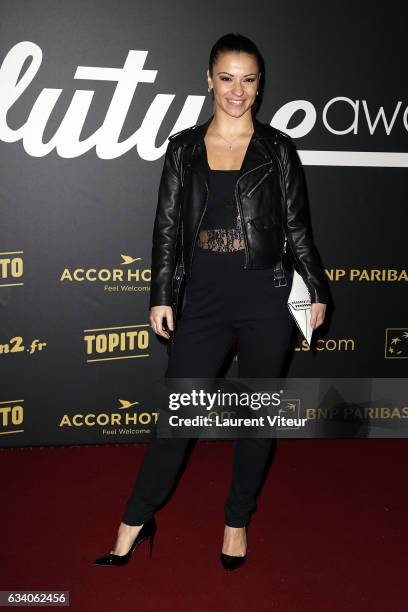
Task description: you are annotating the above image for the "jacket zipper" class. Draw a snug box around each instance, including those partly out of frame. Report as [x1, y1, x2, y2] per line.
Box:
[172, 144, 189, 315]
[235, 160, 274, 268]
[246, 165, 274, 197]
[264, 146, 291, 261]
[173, 266, 184, 317]
[172, 209, 184, 314]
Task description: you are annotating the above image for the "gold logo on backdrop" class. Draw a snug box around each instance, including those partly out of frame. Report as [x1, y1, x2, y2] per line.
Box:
[326, 269, 408, 282]
[0, 251, 24, 288]
[233, 337, 356, 358]
[60, 253, 151, 293]
[0, 336, 47, 357]
[0, 399, 24, 436]
[277, 398, 302, 429]
[83, 323, 150, 363]
[120, 254, 140, 265]
[59, 397, 159, 437]
[306, 404, 408, 420]
[295, 338, 355, 352]
[385, 328, 408, 358]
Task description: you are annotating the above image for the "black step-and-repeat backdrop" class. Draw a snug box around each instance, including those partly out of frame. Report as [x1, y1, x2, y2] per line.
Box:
[1, 1, 407, 447]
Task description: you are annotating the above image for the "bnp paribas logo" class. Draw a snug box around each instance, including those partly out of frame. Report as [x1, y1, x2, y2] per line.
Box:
[385, 329, 408, 358]
[60, 253, 151, 292]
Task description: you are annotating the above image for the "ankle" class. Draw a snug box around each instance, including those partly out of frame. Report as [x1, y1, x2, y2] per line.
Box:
[224, 525, 246, 534]
[121, 521, 144, 528]
[118, 522, 144, 537]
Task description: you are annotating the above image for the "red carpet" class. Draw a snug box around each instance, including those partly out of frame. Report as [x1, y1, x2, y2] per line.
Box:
[1, 439, 405, 611]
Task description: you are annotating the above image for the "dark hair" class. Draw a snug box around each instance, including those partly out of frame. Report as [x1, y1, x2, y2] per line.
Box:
[209, 32, 263, 75]
[208, 32, 265, 113]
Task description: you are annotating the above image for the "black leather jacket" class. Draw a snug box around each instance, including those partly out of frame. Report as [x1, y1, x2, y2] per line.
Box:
[149, 113, 330, 322]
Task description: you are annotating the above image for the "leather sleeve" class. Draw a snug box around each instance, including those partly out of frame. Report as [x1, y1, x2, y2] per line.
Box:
[282, 137, 331, 305]
[148, 138, 182, 309]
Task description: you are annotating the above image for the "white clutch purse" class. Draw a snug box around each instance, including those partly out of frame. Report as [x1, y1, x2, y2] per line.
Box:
[287, 267, 313, 348]
[282, 234, 313, 347]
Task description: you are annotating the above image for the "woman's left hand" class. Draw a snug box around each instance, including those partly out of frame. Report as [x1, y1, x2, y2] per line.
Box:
[310, 303, 327, 329]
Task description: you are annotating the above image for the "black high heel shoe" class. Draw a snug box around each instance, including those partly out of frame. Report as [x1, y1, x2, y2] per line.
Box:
[93, 517, 157, 566]
[220, 551, 247, 571]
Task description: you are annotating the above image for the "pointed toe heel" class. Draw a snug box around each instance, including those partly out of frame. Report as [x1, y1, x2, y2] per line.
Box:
[93, 517, 157, 566]
[220, 551, 247, 571]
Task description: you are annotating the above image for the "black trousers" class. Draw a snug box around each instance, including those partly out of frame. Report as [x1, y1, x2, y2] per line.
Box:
[122, 248, 294, 527]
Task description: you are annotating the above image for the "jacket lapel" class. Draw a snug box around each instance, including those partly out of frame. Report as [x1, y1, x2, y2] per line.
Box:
[186, 113, 275, 188]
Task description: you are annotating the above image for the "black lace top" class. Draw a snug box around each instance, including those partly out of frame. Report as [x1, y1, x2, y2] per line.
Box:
[197, 170, 245, 252]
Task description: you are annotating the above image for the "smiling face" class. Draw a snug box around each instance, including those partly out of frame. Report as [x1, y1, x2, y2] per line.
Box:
[207, 51, 261, 118]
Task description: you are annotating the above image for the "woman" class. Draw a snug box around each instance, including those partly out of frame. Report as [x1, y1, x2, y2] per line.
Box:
[94, 32, 329, 571]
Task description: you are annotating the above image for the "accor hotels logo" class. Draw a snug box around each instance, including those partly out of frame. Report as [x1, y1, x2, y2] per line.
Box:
[60, 253, 150, 293]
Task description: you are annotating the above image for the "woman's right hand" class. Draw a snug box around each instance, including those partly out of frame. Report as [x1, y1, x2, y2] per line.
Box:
[150, 306, 174, 340]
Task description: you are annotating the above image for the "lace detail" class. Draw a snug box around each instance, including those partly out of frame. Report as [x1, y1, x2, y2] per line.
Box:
[197, 228, 245, 252]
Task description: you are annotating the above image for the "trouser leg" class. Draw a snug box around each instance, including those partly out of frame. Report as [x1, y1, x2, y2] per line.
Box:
[122, 302, 235, 525]
[121, 431, 192, 525]
[224, 285, 294, 527]
[224, 437, 276, 527]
